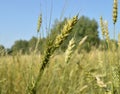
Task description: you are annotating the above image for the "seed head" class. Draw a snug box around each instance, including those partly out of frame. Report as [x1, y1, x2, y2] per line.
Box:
[54, 15, 78, 48]
[65, 38, 75, 63]
[113, 0, 118, 24]
[79, 36, 87, 47]
[100, 16, 105, 37]
[104, 21, 109, 42]
[37, 14, 42, 32]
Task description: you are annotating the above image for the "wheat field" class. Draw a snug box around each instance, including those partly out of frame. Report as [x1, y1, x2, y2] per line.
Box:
[0, 49, 120, 94]
[0, 0, 120, 94]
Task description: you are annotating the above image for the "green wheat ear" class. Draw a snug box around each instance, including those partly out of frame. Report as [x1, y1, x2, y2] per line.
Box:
[112, 0, 118, 39]
[113, 0, 118, 24]
[37, 14, 42, 33]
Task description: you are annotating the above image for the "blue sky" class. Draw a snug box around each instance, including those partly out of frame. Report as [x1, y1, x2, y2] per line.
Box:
[0, 0, 120, 48]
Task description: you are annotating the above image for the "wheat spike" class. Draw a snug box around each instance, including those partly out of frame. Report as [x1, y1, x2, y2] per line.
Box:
[100, 16, 105, 37]
[100, 17, 110, 42]
[41, 15, 78, 70]
[65, 38, 75, 63]
[79, 36, 87, 47]
[118, 33, 120, 47]
[113, 0, 118, 24]
[31, 15, 78, 94]
[54, 15, 78, 48]
[104, 20, 110, 42]
[37, 14, 42, 32]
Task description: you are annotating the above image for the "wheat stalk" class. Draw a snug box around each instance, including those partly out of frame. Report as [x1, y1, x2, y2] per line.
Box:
[31, 15, 78, 94]
[118, 33, 120, 48]
[34, 14, 42, 54]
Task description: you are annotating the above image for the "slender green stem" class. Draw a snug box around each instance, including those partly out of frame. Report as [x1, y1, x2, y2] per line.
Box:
[34, 32, 41, 54]
[113, 24, 116, 40]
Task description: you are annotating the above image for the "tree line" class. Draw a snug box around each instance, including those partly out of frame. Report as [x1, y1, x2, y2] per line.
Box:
[1, 16, 112, 55]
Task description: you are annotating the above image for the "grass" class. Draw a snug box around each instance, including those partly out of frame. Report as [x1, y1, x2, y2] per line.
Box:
[0, 55, 40, 94]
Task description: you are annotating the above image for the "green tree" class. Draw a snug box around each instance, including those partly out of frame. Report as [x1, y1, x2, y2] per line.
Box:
[11, 40, 29, 54]
[0, 45, 6, 56]
[29, 37, 37, 51]
[28, 36, 46, 54]
[73, 16, 100, 52]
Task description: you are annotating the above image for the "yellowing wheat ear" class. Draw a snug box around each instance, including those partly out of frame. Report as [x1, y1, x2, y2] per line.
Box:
[31, 15, 78, 94]
[65, 38, 75, 63]
[104, 21, 110, 43]
[100, 16, 105, 38]
[41, 15, 78, 70]
[100, 17, 109, 42]
[54, 15, 78, 48]
[79, 36, 87, 47]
